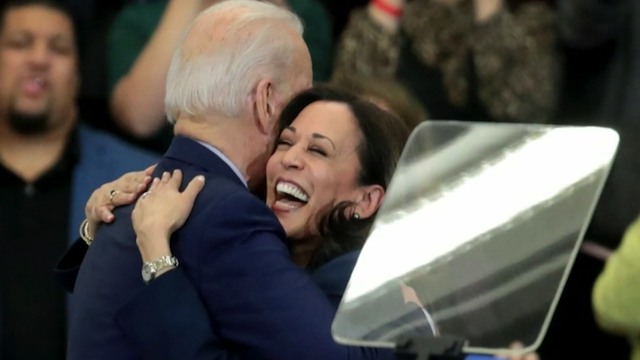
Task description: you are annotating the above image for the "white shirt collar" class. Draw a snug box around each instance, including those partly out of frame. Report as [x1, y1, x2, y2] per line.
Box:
[195, 140, 247, 188]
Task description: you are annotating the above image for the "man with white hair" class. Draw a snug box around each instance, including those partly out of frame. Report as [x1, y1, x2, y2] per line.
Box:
[66, 1, 395, 360]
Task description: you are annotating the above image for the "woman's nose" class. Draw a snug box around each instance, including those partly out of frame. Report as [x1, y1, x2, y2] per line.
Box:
[280, 146, 304, 170]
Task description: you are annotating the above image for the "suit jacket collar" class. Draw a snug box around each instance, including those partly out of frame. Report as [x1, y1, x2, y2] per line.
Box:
[164, 136, 246, 188]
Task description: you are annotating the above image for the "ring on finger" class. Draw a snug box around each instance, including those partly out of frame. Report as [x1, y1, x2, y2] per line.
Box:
[109, 190, 119, 205]
[141, 191, 152, 200]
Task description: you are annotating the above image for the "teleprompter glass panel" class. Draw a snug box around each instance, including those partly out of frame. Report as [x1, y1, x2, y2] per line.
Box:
[332, 122, 619, 356]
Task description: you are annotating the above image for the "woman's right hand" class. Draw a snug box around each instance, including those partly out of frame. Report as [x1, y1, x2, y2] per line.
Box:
[132, 170, 205, 262]
[499, 342, 539, 360]
[84, 165, 155, 238]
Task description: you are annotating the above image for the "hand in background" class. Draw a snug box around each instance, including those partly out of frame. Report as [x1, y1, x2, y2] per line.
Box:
[368, 0, 405, 31]
[498, 342, 539, 360]
[474, 0, 504, 23]
[199, 0, 223, 11]
[261, 0, 290, 10]
[200, 0, 289, 12]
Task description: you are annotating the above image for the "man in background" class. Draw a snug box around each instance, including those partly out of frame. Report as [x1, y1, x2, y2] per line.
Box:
[0, 1, 157, 359]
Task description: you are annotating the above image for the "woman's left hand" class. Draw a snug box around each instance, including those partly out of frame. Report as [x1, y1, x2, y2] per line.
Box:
[499, 342, 539, 360]
[132, 170, 205, 262]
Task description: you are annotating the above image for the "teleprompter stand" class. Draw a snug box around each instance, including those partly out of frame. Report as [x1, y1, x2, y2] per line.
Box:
[395, 336, 467, 360]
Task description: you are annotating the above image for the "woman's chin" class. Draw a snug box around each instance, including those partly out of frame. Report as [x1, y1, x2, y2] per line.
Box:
[276, 215, 303, 239]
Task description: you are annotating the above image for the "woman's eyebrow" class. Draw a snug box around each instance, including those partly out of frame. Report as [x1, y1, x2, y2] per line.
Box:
[312, 133, 335, 150]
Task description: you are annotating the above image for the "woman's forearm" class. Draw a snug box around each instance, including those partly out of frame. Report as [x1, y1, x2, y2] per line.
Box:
[367, 0, 403, 32]
[111, 0, 202, 137]
[137, 233, 172, 263]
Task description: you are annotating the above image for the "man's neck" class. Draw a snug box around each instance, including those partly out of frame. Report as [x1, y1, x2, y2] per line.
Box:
[0, 120, 73, 183]
[174, 117, 266, 189]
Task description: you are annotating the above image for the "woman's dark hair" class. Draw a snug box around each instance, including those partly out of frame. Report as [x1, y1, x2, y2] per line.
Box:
[276, 85, 411, 270]
[333, 76, 428, 131]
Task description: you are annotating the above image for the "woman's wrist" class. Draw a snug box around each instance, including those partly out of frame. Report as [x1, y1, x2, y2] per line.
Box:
[136, 232, 173, 263]
[368, 0, 403, 31]
[474, 0, 504, 23]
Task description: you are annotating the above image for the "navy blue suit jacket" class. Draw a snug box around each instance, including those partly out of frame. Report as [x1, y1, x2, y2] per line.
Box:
[67, 136, 394, 360]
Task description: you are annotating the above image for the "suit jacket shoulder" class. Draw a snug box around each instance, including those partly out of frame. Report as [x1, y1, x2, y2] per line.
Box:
[311, 251, 360, 309]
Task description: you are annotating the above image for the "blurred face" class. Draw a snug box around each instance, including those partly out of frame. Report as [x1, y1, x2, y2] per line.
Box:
[265, 101, 364, 239]
[0, 5, 78, 134]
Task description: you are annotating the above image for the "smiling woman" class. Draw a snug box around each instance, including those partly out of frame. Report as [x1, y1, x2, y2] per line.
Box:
[268, 86, 410, 268]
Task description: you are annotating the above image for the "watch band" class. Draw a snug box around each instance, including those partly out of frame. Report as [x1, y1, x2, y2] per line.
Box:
[142, 255, 179, 284]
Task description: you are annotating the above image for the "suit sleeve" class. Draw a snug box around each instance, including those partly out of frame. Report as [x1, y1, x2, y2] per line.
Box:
[197, 193, 395, 360]
[115, 269, 236, 360]
[592, 217, 640, 336]
[54, 238, 88, 293]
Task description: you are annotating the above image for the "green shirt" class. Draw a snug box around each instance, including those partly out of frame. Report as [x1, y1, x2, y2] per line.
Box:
[593, 218, 640, 360]
[107, 0, 334, 93]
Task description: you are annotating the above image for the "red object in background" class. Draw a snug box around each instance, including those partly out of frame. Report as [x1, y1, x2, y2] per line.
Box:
[371, 0, 403, 17]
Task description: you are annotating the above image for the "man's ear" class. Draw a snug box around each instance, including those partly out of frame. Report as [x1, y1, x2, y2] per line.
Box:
[254, 79, 277, 135]
[353, 185, 385, 219]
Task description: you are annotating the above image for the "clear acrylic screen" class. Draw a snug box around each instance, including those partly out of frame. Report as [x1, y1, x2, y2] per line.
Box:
[331, 121, 619, 355]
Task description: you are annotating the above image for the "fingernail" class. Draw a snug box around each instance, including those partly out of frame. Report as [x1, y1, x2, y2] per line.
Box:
[196, 175, 205, 182]
[153, 177, 160, 183]
[144, 176, 151, 182]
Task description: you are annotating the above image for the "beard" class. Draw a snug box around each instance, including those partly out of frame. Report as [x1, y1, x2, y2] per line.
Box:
[5, 96, 51, 135]
[8, 110, 49, 135]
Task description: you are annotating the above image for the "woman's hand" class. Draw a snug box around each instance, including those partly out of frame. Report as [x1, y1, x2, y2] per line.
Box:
[84, 165, 155, 238]
[499, 342, 539, 360]
[474, 0, 504, 23]
[132, 170, 205, 262]
[368, 0, 405, 32]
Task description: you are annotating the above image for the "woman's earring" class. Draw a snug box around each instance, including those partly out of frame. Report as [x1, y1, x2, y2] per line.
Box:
[354, 213, 360, 219]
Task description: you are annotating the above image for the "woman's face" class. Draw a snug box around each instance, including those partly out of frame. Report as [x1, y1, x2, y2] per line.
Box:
[265, 101, 364, 239]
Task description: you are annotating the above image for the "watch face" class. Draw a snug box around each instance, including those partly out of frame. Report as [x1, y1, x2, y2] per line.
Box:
[141, 264, 156, 283]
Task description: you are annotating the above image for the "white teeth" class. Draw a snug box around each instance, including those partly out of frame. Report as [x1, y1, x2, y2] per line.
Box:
[276, 182, 309, 202]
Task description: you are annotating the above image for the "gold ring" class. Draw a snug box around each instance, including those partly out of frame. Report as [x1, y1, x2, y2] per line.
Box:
[109, 189, 118, 205]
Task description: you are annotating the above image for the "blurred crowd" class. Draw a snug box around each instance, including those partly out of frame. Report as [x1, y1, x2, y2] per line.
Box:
[0, 0, 639, 359]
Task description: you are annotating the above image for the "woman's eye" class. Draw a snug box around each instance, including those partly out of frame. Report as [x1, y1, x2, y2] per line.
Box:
[309, 148, 327, 156]
[276, 140, 291, 148]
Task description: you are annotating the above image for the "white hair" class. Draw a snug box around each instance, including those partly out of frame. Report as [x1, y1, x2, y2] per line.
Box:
[165, 0, 304, 123]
